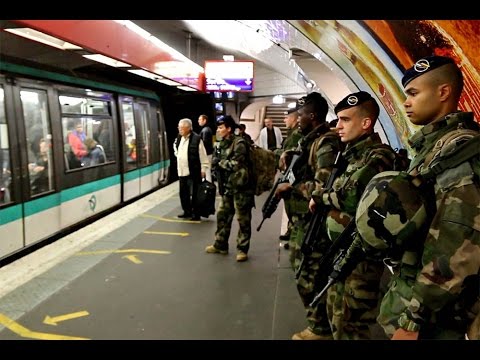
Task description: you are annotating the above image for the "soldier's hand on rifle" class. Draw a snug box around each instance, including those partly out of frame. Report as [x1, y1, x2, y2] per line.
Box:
[278, 152, 290, 172]
[275, 182, 292, 198]
[308, 198, 316, 213]
[278, 156, 286, 172]
[281, 150, 299, 170]
[391, 328, 419, 340]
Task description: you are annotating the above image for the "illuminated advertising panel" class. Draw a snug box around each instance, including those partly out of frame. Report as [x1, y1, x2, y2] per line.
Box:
[205, 60, 254, 92]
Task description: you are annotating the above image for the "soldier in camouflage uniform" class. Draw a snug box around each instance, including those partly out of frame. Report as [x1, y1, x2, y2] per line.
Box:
[375, 55, 480, 340]
[205, 115, 255, 262]
[310, 91, 398, 340]
[274, 99, 305, 243]
[275, 92, 343, 340]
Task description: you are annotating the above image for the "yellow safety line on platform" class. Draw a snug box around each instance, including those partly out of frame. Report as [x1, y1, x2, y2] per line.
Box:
[143, 230, 189, 236]
[76, 249, 171, 256]
[122, 254, 143, 264]
[140, 214, 200, 223]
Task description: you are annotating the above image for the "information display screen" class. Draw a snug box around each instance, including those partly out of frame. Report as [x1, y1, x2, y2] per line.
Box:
[205, 61, 254, 92]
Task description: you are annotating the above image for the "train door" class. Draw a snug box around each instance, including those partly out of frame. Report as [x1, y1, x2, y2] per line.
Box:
[156, 107, 170, 186]
[121, 96, 162, 200]
[0, 78, 25, 258]
[120, 97, 140, 201]
[58, 90, 121, 228]
[135, 101, 155, 195]
[18, 85, 60, 247]
[0, 76, 61, 258]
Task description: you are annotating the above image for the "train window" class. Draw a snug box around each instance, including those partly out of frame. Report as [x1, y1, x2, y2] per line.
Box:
[93, 120, 115, 163]
[123, 102, 137, 171]
[62, 117, 111, 170]
[60, 93, 114, 171]
[59, 96, 109, 116]
[0, 87, 12, 205]
[20, 89, 54, 197]
[136, 103, 151, 167]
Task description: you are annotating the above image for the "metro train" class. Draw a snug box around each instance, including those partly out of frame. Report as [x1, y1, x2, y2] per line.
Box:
[0, 61, 172, 265]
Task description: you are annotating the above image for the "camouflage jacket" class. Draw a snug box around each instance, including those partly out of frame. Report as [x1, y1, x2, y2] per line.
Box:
[291, 123, 339, 199]
[378, 112, 480, 338]
[274, 127, 302, 167]
[319, 132, 397, 240]
[213, 134, 253, 195]
[282, 123, 336, 215]
[303, 128, 343, 200]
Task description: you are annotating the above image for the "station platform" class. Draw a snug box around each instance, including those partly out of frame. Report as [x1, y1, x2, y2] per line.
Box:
[0, 182, 306, 340]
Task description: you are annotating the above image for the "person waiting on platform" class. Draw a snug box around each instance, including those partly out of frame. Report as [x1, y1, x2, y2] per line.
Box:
[237, 123, 254, 144]
[173, 118, 210, 221]
[198, 114, 214, 182]
[257, 118, 283, 151]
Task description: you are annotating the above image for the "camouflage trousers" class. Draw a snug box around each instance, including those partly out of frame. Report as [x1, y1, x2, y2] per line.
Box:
[326, 260, 384, 340]
[282, 197, 296, 236]
[290, 217, 331, 336]
[214, 192, 254, 253]
[288, 214, 308, 272]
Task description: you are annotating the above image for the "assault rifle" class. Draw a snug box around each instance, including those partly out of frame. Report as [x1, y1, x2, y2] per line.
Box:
[256, 148, 302, 232]
[294, 151, 345, 280]
[309, 218, 357, 307]
[212, 146, 226, 196]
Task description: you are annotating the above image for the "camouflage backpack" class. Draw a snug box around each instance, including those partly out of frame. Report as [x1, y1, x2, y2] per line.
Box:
[229, 138, 276, 196]
[248, 144, 277, 196]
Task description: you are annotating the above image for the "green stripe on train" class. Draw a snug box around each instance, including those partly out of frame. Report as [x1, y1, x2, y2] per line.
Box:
[24, 175, 121, 216]
[0, 204, 22, 226]
[1, 161, 170, 225]
[124, 160, 168, 182]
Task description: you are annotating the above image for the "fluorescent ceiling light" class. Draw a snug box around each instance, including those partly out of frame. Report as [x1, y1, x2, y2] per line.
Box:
[4, 27, 82, 50]
[272, 95, 285, 104]
[114, 20, 151, 39]
[287, 102, 297, 109]
[157, 79, 181, 86]
[128, 69, 164, 80]
[115, 20, 203, 74]
[83, 54, 131, 68]
[177, 86, 197, 92]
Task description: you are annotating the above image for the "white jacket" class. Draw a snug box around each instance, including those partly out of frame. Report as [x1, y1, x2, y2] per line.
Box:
[257, 126, 283, 150]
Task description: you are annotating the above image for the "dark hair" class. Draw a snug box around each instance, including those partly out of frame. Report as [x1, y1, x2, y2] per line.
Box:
[303, 92, 328, 121]
[216, 115, 237, 130]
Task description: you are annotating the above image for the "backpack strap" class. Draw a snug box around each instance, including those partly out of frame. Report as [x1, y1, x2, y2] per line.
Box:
[365, 143, 397, 168]
[420, 131, 479, 181]
[308, 131, 338, 168]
